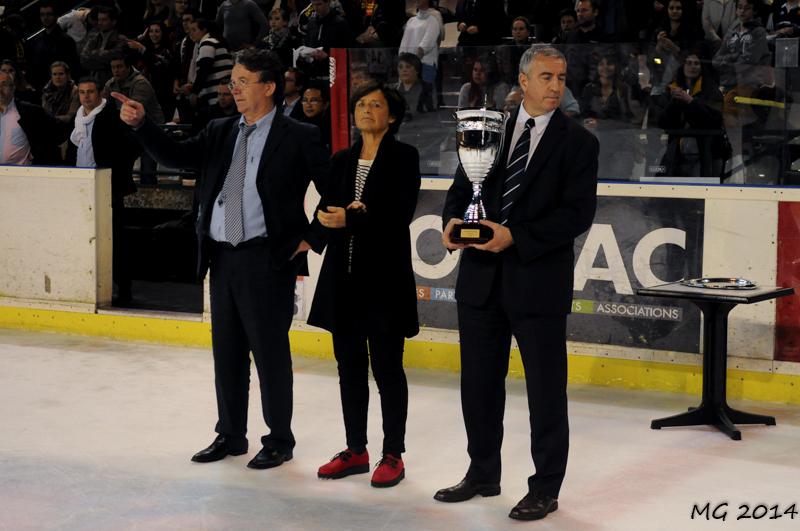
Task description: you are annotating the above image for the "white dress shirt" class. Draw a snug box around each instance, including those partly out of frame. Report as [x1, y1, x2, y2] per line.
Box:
[506, 106, 555, 169]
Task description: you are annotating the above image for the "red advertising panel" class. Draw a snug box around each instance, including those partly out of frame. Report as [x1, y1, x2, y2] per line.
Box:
[776, 202, 800, 361]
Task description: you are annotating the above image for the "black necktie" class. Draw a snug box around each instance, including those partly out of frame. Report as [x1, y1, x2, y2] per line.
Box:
[501, 117, 535, 225]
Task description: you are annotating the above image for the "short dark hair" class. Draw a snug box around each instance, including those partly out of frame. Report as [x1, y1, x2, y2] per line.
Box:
[397, 52, 422, 75]
[285, 67, 307, 90]
[559, 8, 577, 20]
[578, 0, 600, 10]
[77, 76, 101, 91]
[234, 48, 284, 104]
[97, 6, 118, 20]
[39, 2, 57, 12]
[50, 60, 70, 74]
[349, 81, 405, 136]
[303, 80, 329, 102]
[192, 18, 213, 33]
[512, 16, 531, 29]
[109, 50, 135, 67]
[182, 8, 199, 20]
[270, 7, 289, 22]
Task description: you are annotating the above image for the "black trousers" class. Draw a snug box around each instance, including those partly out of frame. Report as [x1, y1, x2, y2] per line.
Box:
[208, 238, 297, 451]
[331, 324, 408, 456]
[457, 283, 569, 499]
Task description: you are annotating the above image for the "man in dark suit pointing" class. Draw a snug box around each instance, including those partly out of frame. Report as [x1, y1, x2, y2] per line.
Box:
[114, 49, 329, 469]
[436, 45, 599, 521]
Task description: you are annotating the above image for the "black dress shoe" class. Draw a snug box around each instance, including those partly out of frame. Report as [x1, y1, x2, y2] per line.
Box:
[433, 478, 501, 503]
[191, 436, 248, 463]
[247, 447, 294, 469]
[508, 492, 558, 521]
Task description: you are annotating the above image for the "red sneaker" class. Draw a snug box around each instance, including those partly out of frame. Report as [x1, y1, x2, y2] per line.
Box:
[317, 449, 370, 479]
[370, 453, 405, 488]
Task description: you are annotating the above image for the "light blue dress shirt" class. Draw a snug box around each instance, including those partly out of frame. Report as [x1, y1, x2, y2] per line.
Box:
[209, 109, 275, 243]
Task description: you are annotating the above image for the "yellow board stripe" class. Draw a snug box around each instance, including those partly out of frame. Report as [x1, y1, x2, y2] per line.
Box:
[1, 306, 798, 405]
[733, 96, 786, 109]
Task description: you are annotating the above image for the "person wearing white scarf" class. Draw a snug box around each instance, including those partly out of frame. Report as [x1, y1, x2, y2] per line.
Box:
[71, 97, 107, 168]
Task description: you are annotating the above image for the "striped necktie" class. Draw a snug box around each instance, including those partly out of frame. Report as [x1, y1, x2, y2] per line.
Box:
[501, 117, 535, 225]
[221, 122, 257, 246]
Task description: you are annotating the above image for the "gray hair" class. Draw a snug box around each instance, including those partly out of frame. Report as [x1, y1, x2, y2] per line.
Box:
[518, 45, 567, 76]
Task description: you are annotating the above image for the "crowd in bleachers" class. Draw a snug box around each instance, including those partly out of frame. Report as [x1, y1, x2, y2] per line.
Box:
[0, 0, 798, 182]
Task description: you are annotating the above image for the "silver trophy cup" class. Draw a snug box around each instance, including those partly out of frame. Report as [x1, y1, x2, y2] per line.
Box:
[451, 108, 506, 243]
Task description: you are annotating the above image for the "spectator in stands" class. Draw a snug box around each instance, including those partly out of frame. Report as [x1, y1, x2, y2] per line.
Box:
[68, 76, 141, 303]
[282, 66, 306, 120]
[130, 21, 178, 123]
[564, 0, 607, 96]
[57, 7, 93, 45]
[351, 0, 408, 48]
[80, 6, 127, 87]
[0, 71, 67, 166]
[0, 14, 27, 70]
[651, 0, 703, 59]
[766, 0, 800, 40]
[399, 0, 441, 93]
[654, 51, 729, 177]
[309, 81, 419, 490]
[104, 53, 165, 125]
[502, 17, 536, 80]
[566, 0, 605, 43]
[192, 79, 240, 133]
[26, 2, 81, 90]
[392, 53, 434, 120]
[0, 60, 38, 105]
[455, 0, 506, 48]
[188, 18, 234, 109]
[551, 8, 577, 44]
[175, 8, 198, 123]
[581, 54, 638, 180]
[703, 0, 738, 49]
[41, 61, 80, 123]
[261, 8, 296, 68]
[303, 0, 350, 77]
[216, 0, 269, 51]
[144, 0, 174, 27]
[301, 81, 332, 151]
[712, 0, 771, 93]
[282, 0, 310, 40]
[457, 55, 510, 110]
[170, 0, 194, 43]
[529, 0, 574, 42]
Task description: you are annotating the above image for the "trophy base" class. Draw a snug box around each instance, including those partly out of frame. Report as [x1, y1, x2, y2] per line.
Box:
[450, 222, 493, 244]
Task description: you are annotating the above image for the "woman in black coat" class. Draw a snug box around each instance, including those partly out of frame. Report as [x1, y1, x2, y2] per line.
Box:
[307, 81, 420, 488]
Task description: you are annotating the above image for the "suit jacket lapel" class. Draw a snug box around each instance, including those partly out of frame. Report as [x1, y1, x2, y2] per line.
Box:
[257, 112, 289, 183]
[209, 118, 240, 202]
[512, 109, 567, 199]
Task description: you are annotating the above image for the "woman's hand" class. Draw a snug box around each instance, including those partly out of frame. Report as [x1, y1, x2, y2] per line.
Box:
[317, 206, 346, 228]
[346, 200, 367, 213]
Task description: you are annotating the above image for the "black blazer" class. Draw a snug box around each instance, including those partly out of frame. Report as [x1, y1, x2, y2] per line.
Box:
[67, 103, 141, 204]
[307, 135, 421, 338]
[133, 111, 330, 279]
[16, 100, 70, 166]
[443, 107, 599, 316]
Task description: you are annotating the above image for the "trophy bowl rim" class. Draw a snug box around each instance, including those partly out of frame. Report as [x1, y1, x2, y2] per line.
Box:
[454, 108, 507, 121]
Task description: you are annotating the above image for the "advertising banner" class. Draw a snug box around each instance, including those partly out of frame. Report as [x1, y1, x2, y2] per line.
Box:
[412, 191, 705, 353]
[571, 197, 704, 353]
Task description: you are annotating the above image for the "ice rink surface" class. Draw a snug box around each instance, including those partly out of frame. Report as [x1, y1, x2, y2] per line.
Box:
[1, 328, 799, 531]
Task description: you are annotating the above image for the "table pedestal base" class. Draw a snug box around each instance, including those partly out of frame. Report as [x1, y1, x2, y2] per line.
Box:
[651, 404, 776, 441]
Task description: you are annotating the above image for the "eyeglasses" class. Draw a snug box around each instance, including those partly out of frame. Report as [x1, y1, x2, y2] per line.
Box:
[227, 78, 262, 91]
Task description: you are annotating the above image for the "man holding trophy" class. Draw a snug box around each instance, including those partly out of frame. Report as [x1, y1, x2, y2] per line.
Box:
[436, 45, 599, 521]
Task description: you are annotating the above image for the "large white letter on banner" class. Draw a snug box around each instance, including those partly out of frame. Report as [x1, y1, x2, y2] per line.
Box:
[574, 224, 633, 295]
